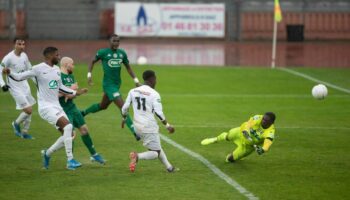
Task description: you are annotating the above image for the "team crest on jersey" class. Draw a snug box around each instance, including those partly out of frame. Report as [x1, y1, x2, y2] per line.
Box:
[113, 53, 118, 58]
[107, 53, 111, 57]
[119, 53, 123, 58]
[48, 80, 58, 89]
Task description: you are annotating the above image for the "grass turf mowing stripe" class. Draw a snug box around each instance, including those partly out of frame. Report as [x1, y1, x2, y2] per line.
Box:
[160, 134, 259, 200]
[278, 68, 350, 94]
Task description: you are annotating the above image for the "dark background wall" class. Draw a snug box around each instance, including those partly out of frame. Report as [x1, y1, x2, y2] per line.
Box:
[0, 0, 349, 40]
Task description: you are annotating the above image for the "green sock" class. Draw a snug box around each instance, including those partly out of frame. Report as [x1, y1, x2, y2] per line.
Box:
[84, 103, 101, 115]
[81, 134, 97, 155]
[216, 132, 228, 142]
[125, 114, 136, 135]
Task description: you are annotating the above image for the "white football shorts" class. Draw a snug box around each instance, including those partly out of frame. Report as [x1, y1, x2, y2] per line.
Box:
[11, 92, 36, 110]
[142, 132, 161, 151]
[39, 106, 68, 127]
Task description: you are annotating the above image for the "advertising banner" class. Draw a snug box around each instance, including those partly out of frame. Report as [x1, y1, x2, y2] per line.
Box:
[115, 2, 225, 38]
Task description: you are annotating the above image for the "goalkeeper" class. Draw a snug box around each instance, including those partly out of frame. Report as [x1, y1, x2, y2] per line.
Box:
[201, 112, 276, 162]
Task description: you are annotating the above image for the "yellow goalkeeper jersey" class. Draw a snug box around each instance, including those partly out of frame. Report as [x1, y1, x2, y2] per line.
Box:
[239, 115, 275, 145]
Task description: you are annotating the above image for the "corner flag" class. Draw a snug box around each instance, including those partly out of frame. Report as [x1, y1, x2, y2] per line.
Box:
[274, 0, 282, 22]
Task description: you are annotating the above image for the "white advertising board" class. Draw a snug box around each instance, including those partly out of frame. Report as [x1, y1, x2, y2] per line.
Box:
[115, 2, 225, 38]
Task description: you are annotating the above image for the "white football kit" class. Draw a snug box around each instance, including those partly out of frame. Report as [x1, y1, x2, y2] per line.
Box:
[0, 51, 36, 109]
[122, 85, 166, 150]
[9, 62, 76, 126]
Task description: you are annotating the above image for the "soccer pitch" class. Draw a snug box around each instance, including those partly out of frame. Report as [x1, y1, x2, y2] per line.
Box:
[0, 65, 349, 200]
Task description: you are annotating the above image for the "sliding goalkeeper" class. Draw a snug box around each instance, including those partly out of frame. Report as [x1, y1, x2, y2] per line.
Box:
[201, 112, 276, 162]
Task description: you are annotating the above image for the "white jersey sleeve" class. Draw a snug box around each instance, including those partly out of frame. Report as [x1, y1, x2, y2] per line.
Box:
[1, 54, 10, 67]
[0, 65, 5, 87]
[59, 82, 76, 95]
[122, 90, 132, 116]
[9, 68, 36, 81]
[0, 55, 9, 87]
[153, 93, 165, 121]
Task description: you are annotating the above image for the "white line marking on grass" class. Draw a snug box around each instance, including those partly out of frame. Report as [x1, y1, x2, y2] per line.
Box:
[159, 134, 259, 200]
[278, 68, 350, 94]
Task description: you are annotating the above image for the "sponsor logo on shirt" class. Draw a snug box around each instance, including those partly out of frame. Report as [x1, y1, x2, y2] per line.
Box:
[48, 80, 58, 89]
[108, 59, 122, 68]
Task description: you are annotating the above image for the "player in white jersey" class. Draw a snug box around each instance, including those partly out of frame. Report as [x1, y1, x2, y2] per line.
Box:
[3, 47, 88, 170]
[122, 70, 177, 173]
[0, 38, 36, 139]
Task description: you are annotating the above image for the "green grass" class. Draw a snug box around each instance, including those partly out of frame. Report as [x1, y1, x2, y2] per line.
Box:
[0, 65, 349, 200]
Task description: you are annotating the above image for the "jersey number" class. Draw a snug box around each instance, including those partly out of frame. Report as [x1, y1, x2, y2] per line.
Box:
[135, 97, 146, 111]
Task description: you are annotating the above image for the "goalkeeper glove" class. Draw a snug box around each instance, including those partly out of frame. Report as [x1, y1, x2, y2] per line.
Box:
[256, 146, 265, 155]
[2, 85, 9, 92]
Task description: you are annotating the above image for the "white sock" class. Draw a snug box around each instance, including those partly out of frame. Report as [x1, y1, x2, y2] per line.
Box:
[63, 124, 74, 161]
[15, 112, 30, 124]
[138, 151, 158, 160]
[46, 136, 64, 156]
[159, 149, 172, 169]
[22, 114, 32, 133]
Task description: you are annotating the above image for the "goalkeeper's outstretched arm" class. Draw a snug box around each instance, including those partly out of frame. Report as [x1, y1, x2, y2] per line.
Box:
[262, 138, 273, 152]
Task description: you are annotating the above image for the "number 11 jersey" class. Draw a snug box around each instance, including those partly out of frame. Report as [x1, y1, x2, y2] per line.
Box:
[123, 85, 165, 134]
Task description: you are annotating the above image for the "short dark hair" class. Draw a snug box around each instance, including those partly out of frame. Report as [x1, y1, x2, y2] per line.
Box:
[43, 47, 58, 57]
[13, 37, 25, 43]
[143, 70, 155, 81]
[264, 112, 276, 123]
[110, 34, 119, 39]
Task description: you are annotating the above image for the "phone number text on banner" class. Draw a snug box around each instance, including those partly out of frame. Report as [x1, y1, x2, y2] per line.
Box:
[115, 3, 225, 38]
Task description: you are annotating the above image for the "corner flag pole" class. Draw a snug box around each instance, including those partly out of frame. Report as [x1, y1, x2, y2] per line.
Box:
[271, 20, 278, 69]
[271, 0, 282, 69]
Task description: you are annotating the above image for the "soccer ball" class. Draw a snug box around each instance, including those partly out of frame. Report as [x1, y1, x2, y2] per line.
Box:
[312, 84, 328, 100]
[137, 56, 147, 65]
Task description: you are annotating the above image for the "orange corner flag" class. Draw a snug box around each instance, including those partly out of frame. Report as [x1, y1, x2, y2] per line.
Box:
[274, 0, 282, 22]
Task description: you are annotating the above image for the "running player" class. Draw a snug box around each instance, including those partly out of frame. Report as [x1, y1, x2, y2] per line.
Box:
[0, 37, 36, 139]
[201, 112, 276, 162]
[122, 70, 177, 173]
[82, 34, 141, 140]
[59, 57, 105, 164]
[3, 47, 87, 170]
